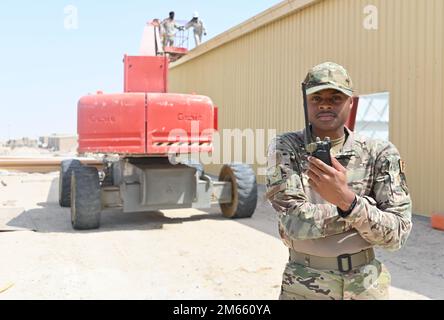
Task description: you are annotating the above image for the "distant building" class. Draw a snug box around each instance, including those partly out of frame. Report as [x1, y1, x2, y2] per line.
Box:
[39, 134, 78, 153]
[38, 136, 49, 148]
[7, 137, 38, 148]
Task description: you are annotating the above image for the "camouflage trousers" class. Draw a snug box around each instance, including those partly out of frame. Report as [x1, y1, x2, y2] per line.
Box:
[279, 259, 391, 300]
[163, 36, 175, 48]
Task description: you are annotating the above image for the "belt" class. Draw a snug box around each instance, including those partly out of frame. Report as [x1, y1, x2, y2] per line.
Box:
[289, 248, 375, 273]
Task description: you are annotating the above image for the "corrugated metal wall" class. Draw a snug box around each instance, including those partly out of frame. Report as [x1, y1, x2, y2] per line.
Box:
[169, 0, 444, 217]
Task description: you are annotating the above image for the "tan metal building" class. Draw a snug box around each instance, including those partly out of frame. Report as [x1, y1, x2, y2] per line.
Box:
[169, 0, 444, 217]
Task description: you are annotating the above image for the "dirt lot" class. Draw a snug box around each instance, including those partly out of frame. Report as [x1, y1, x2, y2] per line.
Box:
[0, 170, 443, 300]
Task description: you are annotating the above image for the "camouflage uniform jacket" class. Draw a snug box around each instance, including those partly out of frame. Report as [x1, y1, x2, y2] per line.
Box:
[161, 18, 181, 37]
[266, 128, 413, 252]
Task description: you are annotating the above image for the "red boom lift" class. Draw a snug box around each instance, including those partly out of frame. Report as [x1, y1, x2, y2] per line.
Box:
[59, 21, 258, 230]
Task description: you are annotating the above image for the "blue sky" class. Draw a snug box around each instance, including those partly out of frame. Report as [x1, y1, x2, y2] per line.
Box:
[0, 0, 281, 140]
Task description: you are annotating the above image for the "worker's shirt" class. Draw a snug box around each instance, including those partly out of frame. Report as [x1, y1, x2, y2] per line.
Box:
[185, 19, 206, 35]
[266, 127, 413, 257]
[161, 18, 181, 37]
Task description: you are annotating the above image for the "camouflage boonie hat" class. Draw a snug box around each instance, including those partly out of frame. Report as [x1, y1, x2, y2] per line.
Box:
[304, 62, 354, 97]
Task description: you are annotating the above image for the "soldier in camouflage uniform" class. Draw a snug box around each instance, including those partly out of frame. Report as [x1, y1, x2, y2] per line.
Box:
[266, 62, 413, 300]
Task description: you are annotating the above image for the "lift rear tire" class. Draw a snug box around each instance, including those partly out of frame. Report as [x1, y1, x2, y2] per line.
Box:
[219, 163, 258, 219]
[71, 166, 101, 230]
[59, 159, 82, 208]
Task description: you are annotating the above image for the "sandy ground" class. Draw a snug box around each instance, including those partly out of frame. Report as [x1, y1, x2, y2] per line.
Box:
[0, 170, 442, 300]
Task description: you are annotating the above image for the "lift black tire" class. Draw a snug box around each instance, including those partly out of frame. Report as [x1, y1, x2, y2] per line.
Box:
[219, 163, 258, 219]
[71, 166, 101, 230]
[59, 159, 83, 208]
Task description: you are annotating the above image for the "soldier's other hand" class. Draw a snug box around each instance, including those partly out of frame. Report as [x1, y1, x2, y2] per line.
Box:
[307, 157, 356, 211]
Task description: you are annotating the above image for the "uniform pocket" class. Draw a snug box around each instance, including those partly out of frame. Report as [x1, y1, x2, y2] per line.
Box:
[346, 158, 370, 196]
[385, 155, 409, 203]
[281, 262, 343, 300]
[344, 259, 391, 300]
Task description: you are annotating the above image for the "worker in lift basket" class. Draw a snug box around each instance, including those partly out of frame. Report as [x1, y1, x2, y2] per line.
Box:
[185, 12, 207, 47]
[161, 11, 183, 49]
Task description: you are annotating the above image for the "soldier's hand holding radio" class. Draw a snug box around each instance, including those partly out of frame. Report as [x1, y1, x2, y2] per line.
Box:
[307, 156, 356, 212]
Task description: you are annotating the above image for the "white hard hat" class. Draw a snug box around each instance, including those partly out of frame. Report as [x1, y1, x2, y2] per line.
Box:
[193, 11, 199, 18]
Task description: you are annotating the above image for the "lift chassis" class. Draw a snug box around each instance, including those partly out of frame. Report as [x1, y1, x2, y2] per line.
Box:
[60, 157, 257, 230]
